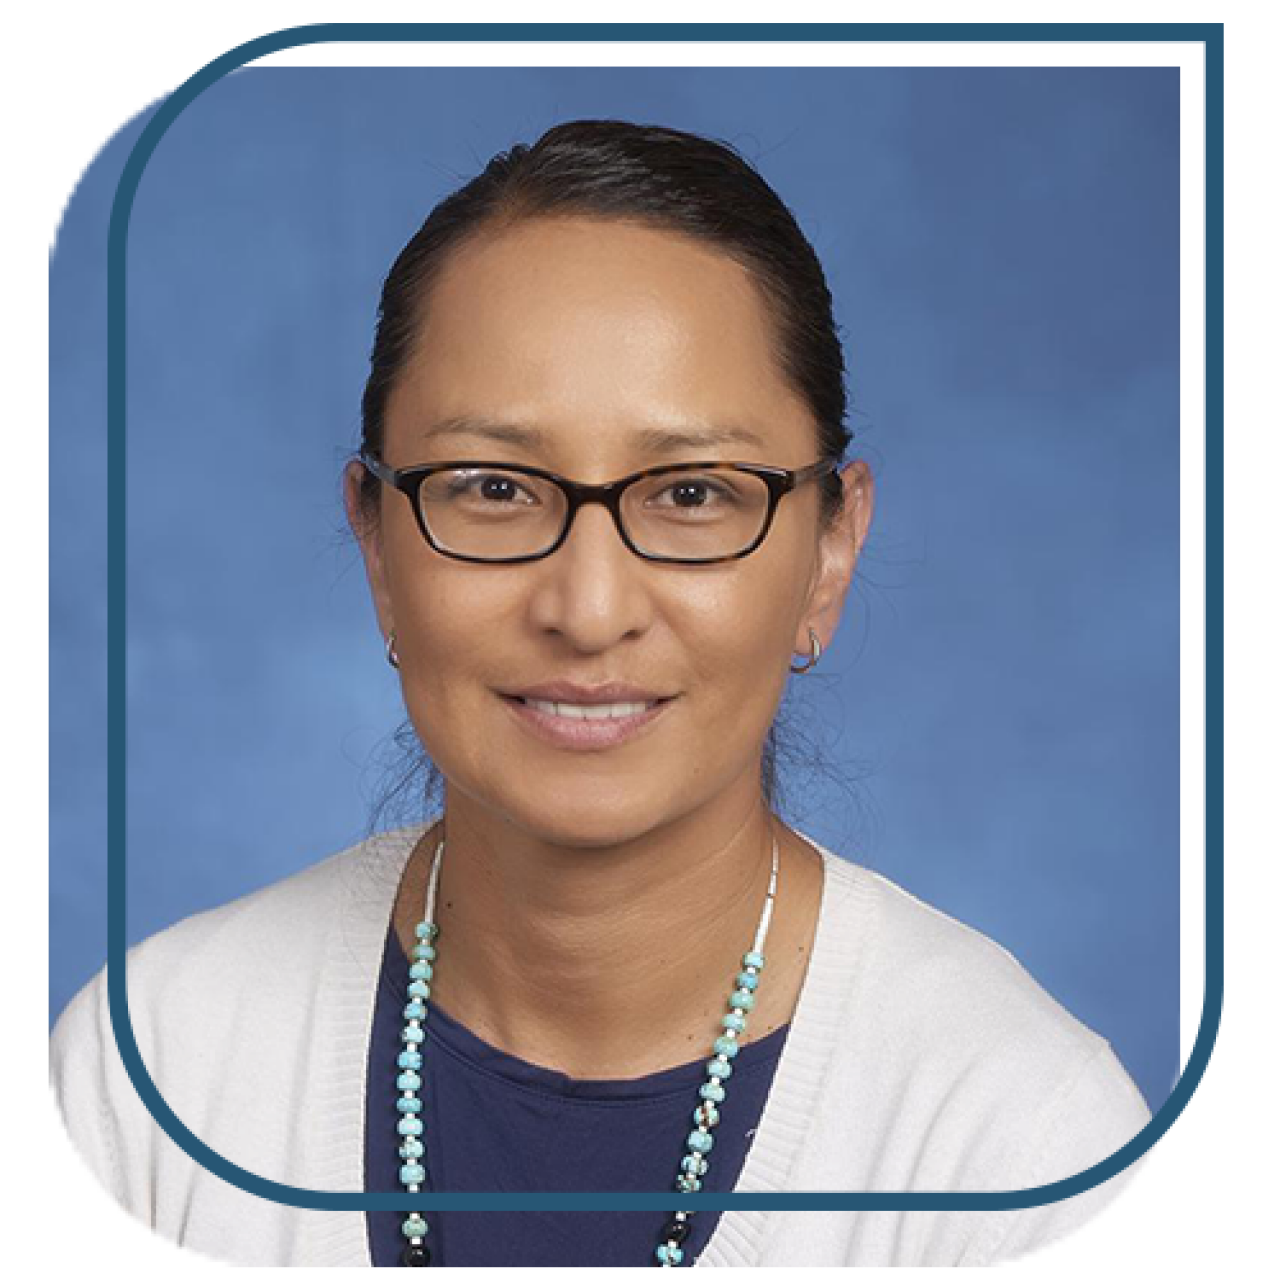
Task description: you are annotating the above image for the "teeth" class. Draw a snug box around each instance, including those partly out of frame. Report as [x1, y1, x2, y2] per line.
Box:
[524, 699, 655, 720]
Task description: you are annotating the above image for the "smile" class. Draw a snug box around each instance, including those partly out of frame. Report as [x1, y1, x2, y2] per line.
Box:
[520, 698, 659, 719]
[499, 693, 675, 751]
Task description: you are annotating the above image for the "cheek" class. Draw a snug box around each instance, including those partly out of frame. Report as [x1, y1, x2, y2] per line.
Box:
[386, 569, 504, 778]
[680, 574, 798, 709]
[387, 560, 501, 679]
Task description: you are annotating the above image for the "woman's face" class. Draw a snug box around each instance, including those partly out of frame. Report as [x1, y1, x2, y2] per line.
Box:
[347, 217, 872, 847]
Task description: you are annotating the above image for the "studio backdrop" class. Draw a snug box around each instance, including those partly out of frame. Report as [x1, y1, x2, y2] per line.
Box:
[50, 65, 1180, 1115]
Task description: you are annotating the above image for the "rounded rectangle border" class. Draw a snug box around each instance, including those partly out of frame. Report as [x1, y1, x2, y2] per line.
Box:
[102, 20, 1222, 1213]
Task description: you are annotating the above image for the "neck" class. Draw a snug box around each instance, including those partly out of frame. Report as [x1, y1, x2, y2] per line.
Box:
[392, 783, 823, 1080]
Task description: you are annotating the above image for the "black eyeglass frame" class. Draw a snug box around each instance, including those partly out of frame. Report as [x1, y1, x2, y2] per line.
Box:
[360, 453, 841, 565]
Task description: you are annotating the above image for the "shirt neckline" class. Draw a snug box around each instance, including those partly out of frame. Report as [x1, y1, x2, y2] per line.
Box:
[377, 913, 792, 1104]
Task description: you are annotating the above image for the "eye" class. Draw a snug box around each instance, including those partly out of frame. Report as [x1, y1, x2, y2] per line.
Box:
[444, 470, 541, 505]
[649, 476, 743, 510]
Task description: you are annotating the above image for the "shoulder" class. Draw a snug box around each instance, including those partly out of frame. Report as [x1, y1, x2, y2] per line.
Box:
[132, 825, 418, 997]
[809, 843, 1150, 1173]
[54, 824, 422, 1048]
[49, 826, 420, 1226]
[818, 846, 1114, 1068]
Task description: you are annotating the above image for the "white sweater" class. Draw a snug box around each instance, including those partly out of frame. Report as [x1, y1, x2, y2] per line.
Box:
[49, 824, 1152, 1267]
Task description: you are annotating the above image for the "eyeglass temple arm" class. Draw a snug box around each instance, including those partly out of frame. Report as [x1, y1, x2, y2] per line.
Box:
[793, 458, 841, 486]
[360, 452, 397, 485]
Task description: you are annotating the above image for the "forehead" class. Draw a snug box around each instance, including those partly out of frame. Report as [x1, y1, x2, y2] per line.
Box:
[385, 217, 814, 463]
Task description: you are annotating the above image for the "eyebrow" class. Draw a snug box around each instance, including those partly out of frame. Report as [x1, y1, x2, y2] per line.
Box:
[420, 415, 766, 454]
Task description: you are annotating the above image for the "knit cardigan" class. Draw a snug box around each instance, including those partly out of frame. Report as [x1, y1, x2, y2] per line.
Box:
[49, 824, 1153, 1267]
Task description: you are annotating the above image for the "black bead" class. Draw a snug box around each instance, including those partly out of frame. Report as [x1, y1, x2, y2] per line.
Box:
[402, 1241, 432, 1266]
[664, 1216, 692, 1245]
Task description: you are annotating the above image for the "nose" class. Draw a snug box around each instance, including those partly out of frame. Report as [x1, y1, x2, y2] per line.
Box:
[524, 500, 654, 652]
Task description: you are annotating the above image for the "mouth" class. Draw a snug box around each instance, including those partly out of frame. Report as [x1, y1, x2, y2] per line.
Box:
[507, 695, 668, 719]
[498, 693, 677, 751]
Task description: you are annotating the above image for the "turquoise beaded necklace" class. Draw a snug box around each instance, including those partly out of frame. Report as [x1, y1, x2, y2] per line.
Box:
[394, 829, 781, 1267]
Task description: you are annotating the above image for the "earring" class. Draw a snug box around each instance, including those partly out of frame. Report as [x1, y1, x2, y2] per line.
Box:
[789, 628, 822, 674]
[385, 631, 401, 670]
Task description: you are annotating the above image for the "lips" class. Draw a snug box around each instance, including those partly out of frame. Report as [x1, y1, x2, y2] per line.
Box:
[502, 680, 675, 705]
[499, 691, 676, 751]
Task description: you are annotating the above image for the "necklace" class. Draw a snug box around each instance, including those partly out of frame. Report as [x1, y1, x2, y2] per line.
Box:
[393, 827, 781, 1267]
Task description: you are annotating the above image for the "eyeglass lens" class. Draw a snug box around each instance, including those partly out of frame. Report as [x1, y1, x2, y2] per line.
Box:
[417, 466, 772, 561]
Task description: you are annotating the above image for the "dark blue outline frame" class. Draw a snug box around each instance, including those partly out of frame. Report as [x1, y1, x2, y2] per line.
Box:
[105, 22, 1222, 1214]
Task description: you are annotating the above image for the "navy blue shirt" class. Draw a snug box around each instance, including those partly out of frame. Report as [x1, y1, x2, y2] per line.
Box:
[365, 918, 790, 1267]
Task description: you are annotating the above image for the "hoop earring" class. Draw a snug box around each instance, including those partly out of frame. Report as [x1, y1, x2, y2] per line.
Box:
[385, 631, 401, 670]
[789, 628, 822, 675]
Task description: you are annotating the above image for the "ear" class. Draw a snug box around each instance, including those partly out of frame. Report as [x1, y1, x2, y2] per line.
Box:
[343, 459, 396, 645]
[795, 460, 875, 659]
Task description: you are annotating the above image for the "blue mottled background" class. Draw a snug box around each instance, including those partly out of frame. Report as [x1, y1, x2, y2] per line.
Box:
[50, 67, 1180, 1114]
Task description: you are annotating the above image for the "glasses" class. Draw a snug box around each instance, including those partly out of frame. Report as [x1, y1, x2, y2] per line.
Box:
[360, 454, 839, 565]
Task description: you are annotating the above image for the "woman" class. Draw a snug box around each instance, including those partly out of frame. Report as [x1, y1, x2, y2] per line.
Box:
[51, 120, 1151, 1267]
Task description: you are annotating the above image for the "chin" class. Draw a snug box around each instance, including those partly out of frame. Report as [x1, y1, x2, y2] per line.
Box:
[498, 782, 677, 850]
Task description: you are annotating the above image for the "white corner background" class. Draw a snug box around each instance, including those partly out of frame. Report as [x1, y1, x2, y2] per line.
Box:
[13, 2, 1266, 1275]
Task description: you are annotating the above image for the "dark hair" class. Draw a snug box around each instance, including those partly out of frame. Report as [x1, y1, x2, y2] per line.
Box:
[355, 120, 855, 823]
